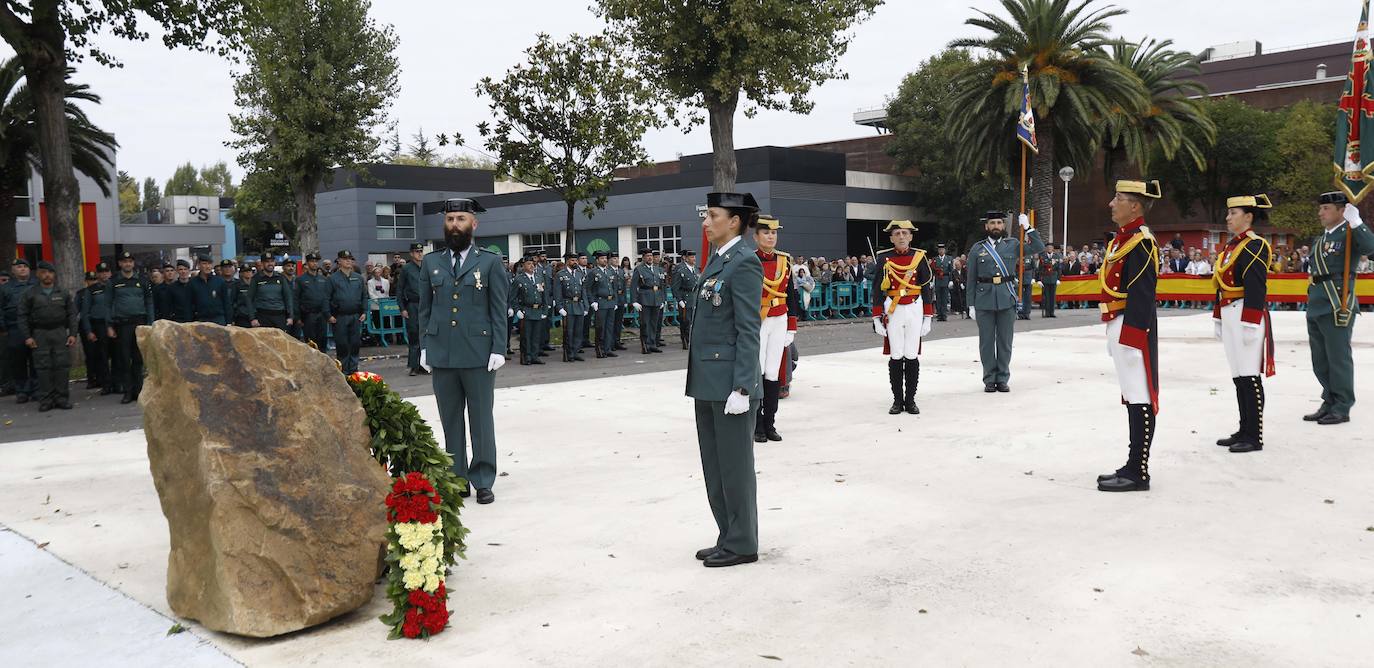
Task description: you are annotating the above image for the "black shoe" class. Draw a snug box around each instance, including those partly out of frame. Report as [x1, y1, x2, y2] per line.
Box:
[1096, 470, 1124, 483]
[596, 352, 606, 359]
[408, 369, 417, 376]
[38, 401, 53, 412]
[458, 486, 471, 498]
[56, 400, 73, 410]
[615, 344, 627, 351]
[936, 317, 947, 322]
[889, 400, 904, 414]
[984, 384, 996, 393]
[120, 394, 136, 404]
[1317, 413, 1350, 425]
[765, 430, 782, 442]
[753, 432, 767, 443]
[904, 401, 919, 415]
[996, 382, 1010, 393]
[573, 355, 586, 361]
[1216, 432, 1241, 447]
[476, 488, 495, 504]
[16, 394, 28, 405]
[531, 358, 545, 365]
[542, 345, 556, 351]
[695, 546, 720, 561]
[605, 352, 618, 358]
[1228, 441, 1262, 453]
[1097, 475, 1149, 492]
[1302, 407, 1331, 422]
[538, 351, 550, 357]
[703, 550, 758, 568]
[417, 367, 430, 375]
[649, 347, 663, 353]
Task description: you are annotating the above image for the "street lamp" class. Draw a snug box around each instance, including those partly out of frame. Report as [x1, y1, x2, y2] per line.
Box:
[1058, 166, 1075, 251]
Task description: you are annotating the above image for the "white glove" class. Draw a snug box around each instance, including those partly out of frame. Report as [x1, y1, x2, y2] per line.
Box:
[487, 353, 505, 372]
[1241, 323, 1263, 345]
[920, 316, 932, 337]
[516, 310, 524, 320]
[1018, 213, 1030, 230]
[1034, 280, 1042, 287]
[784, 330, 795, 347]
[723, 390, 750, 415]
[678, 301, 686, 308]
[559, 308, 568, 316]
[1213, 319, 1223, 341]
[507, 308, 514, 317]
[1344, 203, 1364, 228]
[633, 302, 642, 311]
[968, 307, 976, 319]
[591, 303, 599, 311]
[419, 349, 432, 372]
[872, 316, 887, 338]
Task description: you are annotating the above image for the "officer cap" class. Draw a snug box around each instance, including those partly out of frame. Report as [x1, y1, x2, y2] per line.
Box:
[593, 250, 608, 258]
[218, 259, 235, 268]
[84, 271, 97, 280]
[161, 264, 174, 271]
[1319, 191, 1349, 205]
[424, 197, 486, 215]
[983, 212, 1007, 223]
[95, 262, 110, 272]
[196, 254, 212, 264]
[563, 252, 577, 260]
[12, 258, 28, 267]
[117, 251, 134, 261]
[176, 259, 191, 268]
[337, 249, 354, 260]
[0, 270, 9, 278]
[937, 243, 946, 248]
[651, 250, 661, 256]
[409, 243, 425, 252]
[706, 191, 759, 212]
[639, 246, 653, 255]
[537, 250, 548, 257]
[260, 254, 276, 263]
[304, 252, 321, 261]
[754, 214, 782, 230]
[36, 260, 56, 272]
[577, 251, 588, 258]
[240, 264, 255, 272]
[681, 249, 695, 257]
[609, 250, 620, 257]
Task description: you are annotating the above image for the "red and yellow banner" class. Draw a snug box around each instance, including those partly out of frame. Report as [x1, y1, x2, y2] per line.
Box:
[38, 202, 100, 271]
[1035, 273, 1374, 304]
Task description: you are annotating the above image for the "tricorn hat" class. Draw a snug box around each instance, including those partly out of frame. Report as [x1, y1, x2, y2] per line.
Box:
[424, 197, 486, 215]
[706, 192, 759, 211]
[1226, 194, 1273, 209]
[885, 219, 918, 231]
[1116, 180, 1163, 199]
[1319, 191, 1349, 205]
[983, 211, 1008, 222]
[754, 214, 782, 230]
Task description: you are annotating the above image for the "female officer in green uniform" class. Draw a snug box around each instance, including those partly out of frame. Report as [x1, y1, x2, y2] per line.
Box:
[686, 192, 764, 568]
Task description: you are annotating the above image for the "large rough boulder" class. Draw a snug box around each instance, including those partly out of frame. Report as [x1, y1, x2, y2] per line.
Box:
[139, 321, 391, 637]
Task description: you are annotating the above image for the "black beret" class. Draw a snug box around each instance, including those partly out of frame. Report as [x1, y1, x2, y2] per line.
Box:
[1319, 191, 1349, 205]
[36, 260, 55, 272]
[176, 259, 191, 268]
[337, 249, 354, 259]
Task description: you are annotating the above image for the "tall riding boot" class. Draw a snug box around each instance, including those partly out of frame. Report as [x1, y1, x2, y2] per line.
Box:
[903, 357, 920, 414]
[758, 378, 782, 441]
[888, 359, 904, 414]
[1099, 403, 1152, 492]
[1230, 376, 1264, 452]
[1217, 377, 1245, 446]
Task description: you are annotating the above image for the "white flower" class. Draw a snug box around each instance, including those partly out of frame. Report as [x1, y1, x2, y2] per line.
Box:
[423, 573, 441, 593]
[421, 557, 439, 576]
[399, 553, 421, 572]
[402, 569, 425, 590]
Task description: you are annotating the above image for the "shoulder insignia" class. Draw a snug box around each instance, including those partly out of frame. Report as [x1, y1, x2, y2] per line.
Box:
[775, 250, 791, 258]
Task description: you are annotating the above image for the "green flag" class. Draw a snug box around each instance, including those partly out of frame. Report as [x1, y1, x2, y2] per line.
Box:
[1335, 0, 1374, 202]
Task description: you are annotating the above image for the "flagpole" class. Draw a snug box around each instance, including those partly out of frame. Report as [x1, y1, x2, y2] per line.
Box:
[1018, 142, 1027, 306]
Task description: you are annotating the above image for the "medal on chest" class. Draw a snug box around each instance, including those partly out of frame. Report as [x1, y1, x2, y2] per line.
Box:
[474, 270, 483, 290]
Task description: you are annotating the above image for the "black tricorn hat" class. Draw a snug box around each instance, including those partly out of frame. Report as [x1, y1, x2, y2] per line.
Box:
[423, 197, 487, 215]
[1319, 191, 1349, 205]
[681, 249, 696, 256]
[707, 192, 759, 211]
[984, 211, 1008, 222]
[592, 250, 608, 258]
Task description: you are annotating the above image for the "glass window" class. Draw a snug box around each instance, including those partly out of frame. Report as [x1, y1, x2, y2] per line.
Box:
[375, 202, 415, 240]
[636, 224, 682, 259]
[521, 232, 562, 258]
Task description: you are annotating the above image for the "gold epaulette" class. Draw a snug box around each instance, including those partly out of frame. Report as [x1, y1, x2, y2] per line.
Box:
[774, 250, 791, 258]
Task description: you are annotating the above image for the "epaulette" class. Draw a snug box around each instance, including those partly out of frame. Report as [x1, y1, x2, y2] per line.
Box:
[774, 250, 791, 258]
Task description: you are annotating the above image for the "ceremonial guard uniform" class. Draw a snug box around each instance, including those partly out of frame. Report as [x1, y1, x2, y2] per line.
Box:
[17, 261, 77, 411]
[419, 198, 509, 505]
[932, 244, 954, 321]
[295, 253, 331, 353]
[672, 249, 699, 349]
[1097, 180, 1162, 492]
[1213, 194, 1276, 453]
[752, 215, 800, 442]
[633, 248, 666, 353]
[326, 250, 367, 374]
[556, 252, 588, 362]
[250, 258, 294, 332]
[1302, 191, 1374, 424]
[396, 243, 427, 374]
[588, 251, 619, 358]
[190, 256, 232, 325]
[105, 252, 154, 404]
[512, 258, 549, 365]
[966, 211, 1044, 392]
[1038, 245, 1062, 318]
[687, 191, 764, 568]
[871, 220, 934, 415]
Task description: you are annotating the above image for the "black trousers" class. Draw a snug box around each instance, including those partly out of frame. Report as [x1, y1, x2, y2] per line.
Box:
[256, 310, 288, 332]
[301, 311, 329, 353]
[5, 331, 35, 396]
[112, 320, 144, 396]
[1042, 282, 1057, 316]
[86, 318, 111, 387]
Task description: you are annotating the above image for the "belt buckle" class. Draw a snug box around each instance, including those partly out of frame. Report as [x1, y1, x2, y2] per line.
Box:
[992, 276, 1002, 285]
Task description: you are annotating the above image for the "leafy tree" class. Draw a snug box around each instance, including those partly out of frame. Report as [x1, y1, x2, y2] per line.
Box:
[1156, 97, 1282, 226]
[117, 170, 140, 218]
[407, 128, 438, 166]
[141, 177, 161, 211]
[1272, 101, 1337, 239]
[947, 0, 1145, 239]
[475, 32, 663, 249]
[0, 0, 248, 291]
[0, 57, 115, 271]
[598, 0, 881, 191]
[165, 162, 212, 197]
[232, 169, 295, 255]
[886, 49, 1013, 249]
[1102, 38, 1215, 183]
[199, 161, 237, 198]
[228, 0, 399, 254]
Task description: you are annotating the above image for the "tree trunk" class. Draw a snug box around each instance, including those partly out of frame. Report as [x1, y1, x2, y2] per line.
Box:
[1030, 116, 1056, 243]
[564, 200, 576, 253]
[0, 186, 16, 272]
[26, 62, 84, 305]
[293, 175, 318, 254]
[707, 92, 740, 192]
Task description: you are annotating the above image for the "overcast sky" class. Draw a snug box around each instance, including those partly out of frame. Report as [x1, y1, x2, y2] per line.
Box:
[1, 0, 1360, 189]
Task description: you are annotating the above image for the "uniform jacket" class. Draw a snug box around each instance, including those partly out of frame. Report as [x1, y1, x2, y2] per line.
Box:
[588, 265, 617, 309]
[685, 238, 763, 401]
[512, 271, 549, 320]
[871, 248, 934, 319]
[965, 228, 1045, 311]
[80, 281, 111, 334]
[295, 271, 331, 317]
[931, 254, 955, 288]
[231, 278, 255, 320]
[418, 246, 509, 369]
[1038, 251, 1062, 284]
[325, 270, 367, 318]
[633, 263, 667, 307]
[672, 262, 699, 308]
[396, 261, 424, 315]
[250, 272, 295, 315]
[190, 274, 232, 323]
[1100, 217, 1159, 410]
[1307, 220, 1374, 323]
[105, 272, 154, 324]
[556, 267, 588, 316]
[17, 284, 78, 338]
[757, 250, 801, 329]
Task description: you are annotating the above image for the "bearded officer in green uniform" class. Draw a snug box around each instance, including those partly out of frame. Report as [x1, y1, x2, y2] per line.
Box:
[966, 210, 1044, 392]
[419, 197, 509, 505]
[932, 243, 954, 321]
[1303, 191, 1374, 425]
[688, 191, 764, 569]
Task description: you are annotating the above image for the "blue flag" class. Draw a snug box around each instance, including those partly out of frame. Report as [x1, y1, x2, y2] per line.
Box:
[1017, 64, 1038, 154]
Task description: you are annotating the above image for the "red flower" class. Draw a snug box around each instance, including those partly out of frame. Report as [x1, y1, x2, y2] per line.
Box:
[385, 471, 443, 523]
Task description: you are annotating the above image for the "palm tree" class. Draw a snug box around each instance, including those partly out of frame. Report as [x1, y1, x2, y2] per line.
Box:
[0, 57, 117, 270]
[1102, 38, 1216, 183]
[946, 0, 1147, 236]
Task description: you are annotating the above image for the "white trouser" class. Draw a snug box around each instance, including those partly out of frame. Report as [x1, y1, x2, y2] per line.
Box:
[1219, 300, 1263, 377]
[1106, 317, 1151, 404]
[886, 298, 924, 360]
[759, 314, 788, 381]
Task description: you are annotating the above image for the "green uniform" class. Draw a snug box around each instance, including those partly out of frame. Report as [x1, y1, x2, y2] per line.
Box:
[1306, 220, 1374, 418]
[686, 238, 764, 557]
[231, 277, 255, 327]
[17, 284, 78, 405]
[556, 267, 587, 361]
[633, 262, 667, 352]
[80, 280, 112, 390]
[396, 260, 425, 371]
[295, 270, 331, 353]
[1, 276, 37, 397]
[932, 252, 955, 320]
[588, 265, 618, 355]
[611, 265, 629, 349]
[966, 227, 1045, 387]
[104, 270, 153, 401]
[512, 271, 548, 364]
[326, 269, 367, 374]
[250, 272, 294, 331]
[419, 246, 509, 491]
[672, 261, 700, 349]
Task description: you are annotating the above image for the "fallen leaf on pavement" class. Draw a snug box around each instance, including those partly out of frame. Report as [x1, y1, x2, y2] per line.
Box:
[166, 623, 185, 636]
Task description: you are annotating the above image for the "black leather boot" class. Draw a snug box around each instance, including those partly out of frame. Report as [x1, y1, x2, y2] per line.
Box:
[1230, 376, 1264, 453]
[1099, 404, 1152, 491]
[903, 357, 920, 414]
[888, 359, 904, 414]
[759, 378, 782, 441]
[1217, 377, 1245, 446]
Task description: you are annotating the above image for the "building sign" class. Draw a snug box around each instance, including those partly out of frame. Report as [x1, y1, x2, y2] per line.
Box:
[696, 204, 707, 219]
[166, 195, 220, 226]
[269, 231, 290, 247]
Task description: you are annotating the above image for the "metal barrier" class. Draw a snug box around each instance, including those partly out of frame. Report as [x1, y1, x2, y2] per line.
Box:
[366, 298, 407, 347]
[805, 285, 829, 320]
[829, 282, 861, 319]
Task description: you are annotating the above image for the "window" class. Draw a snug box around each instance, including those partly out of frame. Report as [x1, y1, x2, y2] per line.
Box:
[636, 224, 681, 258]
[521, 232, 562, 258]
[376, 202, 416, 240]
[10, 179, 31, 219]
